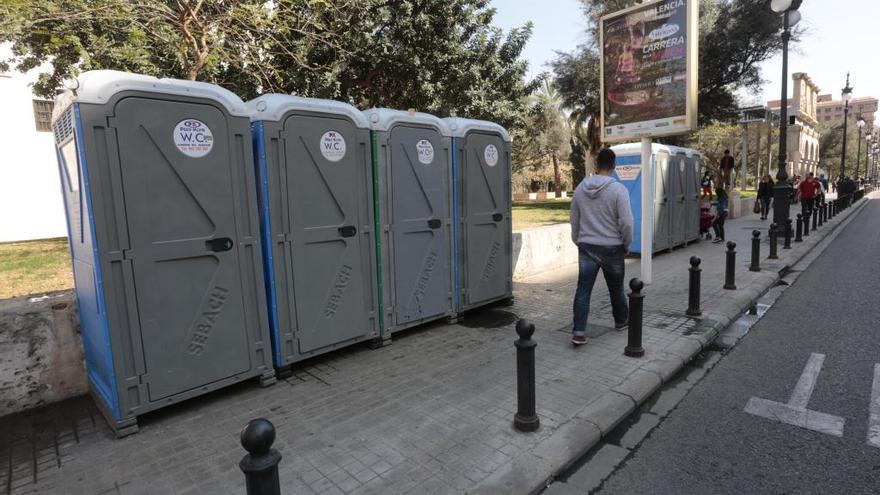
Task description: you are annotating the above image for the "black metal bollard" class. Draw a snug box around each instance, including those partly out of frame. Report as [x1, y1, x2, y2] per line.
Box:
[749, 230, 761, 272]
[803, 209, 810, 236]
[783, 219, 792, 249]
[795, 214, 803, 242]
[686, 256, 702, 316]
[724, 241, 737, 290]
[768, 224, 779, 260]
[812, 207, 818, 231]
[514, 319, 539, 432]
[240, 419, 282, 495]
[625, 278, 645, 357]
[819, 204, 824, 226]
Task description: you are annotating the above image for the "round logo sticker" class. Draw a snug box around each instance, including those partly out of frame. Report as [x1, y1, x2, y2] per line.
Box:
[173, 119, 213, 158]
[484, 144, 499, 167]
[416, 139, 435, 164]
[320, 131, 346, 162]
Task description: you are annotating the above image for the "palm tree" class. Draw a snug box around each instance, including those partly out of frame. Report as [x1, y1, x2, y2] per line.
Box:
[535, 80, 566, 197]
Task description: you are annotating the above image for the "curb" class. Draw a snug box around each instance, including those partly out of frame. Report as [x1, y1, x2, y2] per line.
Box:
[477, 195, 873, 495]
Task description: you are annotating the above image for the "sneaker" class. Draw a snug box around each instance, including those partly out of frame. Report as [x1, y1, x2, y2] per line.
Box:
[615, 321, 628, 331]
[571, 335, 588, 346]
[712, 238, 724, 244]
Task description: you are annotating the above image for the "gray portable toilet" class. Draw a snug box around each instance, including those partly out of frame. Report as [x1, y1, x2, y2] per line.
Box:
[653, 148, 672, 251]
[51, 70, 275, 437]
[670, 150, 689, 247]
[365, 109, 454, 335]
[247, 95, 380, 368]
[684, 150, 702, 243]
[444, 117, 513, 313]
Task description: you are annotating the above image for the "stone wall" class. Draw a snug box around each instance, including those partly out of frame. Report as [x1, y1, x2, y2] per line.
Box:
[0, 291, 87, 416]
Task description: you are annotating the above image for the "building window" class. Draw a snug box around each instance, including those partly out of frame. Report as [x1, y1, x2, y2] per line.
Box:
[32, 100, 54, 132]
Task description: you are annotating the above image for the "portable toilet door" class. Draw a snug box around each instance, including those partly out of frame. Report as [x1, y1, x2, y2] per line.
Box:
[670, 149, 689, 247]
[444, 117, 513, 313]
[684, 151, 702, 243]
[609, 143, 646, 253]
[247, 95, 379, 368]
[365, 109, 454, 334]
[653, 148, 672, 251]
[52, 70, 275, 437]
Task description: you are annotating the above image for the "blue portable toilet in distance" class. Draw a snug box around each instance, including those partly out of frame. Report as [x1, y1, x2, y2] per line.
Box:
[610, 143, 701, 254]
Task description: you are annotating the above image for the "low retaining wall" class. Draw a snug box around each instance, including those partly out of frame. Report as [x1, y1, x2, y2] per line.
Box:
[0, 291, 87, 417]
[512, 191, 568, 201]
[512, 223, 578, 280]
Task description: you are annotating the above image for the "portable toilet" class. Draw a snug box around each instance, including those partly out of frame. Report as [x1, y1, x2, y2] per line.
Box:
[364, 109, 454, 335]
[247, 95, 380, 368]
[51, 70, 275, 436]
[444, 117, 513, 314]
[610, 143, 700, 253]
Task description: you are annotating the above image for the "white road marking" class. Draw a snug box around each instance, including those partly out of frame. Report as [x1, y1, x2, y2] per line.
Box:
[868, 364, 880, 448]
[744, 353, 846, 437]
[788, 353, 824, 409]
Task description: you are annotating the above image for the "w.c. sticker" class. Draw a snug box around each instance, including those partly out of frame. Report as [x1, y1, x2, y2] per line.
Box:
[416, 139, 434, 164]
[320, 131, 346, 162]
[173, 119, 213, 158]
[484, 144, 499, 167]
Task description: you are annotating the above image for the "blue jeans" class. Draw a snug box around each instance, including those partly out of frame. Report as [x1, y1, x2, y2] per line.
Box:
[572, 243, 628, 336]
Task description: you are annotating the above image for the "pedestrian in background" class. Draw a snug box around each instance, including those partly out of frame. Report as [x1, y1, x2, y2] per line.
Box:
[720, 150, 735, 190]
[818, 174, 828, 206]
[712, 187, 729, 244]
[797, 172, 819, 220]
[701, 171, 713, 201]
[569, 148, 633, 346]
[757, 174, 774, 220]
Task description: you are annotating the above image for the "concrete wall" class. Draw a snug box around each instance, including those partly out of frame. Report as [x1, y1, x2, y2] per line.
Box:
[512, 223, 578, 280]
[0, 44, 68, 242]
[0, 292, 87, 416]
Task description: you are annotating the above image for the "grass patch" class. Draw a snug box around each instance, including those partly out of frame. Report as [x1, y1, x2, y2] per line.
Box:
[512, 199, 572, 231]
[0, 238, 73, 299]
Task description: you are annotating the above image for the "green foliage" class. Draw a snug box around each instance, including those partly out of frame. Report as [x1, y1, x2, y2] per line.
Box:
[569, 136, 587, 186]
[550, 0, 795, 139]
[512, 80, 571, 191]
[819, 121, 871, 179]
[0, 0, 536, 128]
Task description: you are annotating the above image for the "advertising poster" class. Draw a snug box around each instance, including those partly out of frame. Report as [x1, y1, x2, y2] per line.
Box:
[600, 0, 698, 141]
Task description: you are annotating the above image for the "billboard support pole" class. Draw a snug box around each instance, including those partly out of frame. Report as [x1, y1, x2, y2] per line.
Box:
[640, 137, 653, 285]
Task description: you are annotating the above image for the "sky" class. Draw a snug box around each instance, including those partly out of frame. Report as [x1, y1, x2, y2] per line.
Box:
[491, 0, 880, 104]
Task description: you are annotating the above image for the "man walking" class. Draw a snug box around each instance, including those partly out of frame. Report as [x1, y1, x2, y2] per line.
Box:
[797, 172, 819, 220]
[570, 148, 633, 346]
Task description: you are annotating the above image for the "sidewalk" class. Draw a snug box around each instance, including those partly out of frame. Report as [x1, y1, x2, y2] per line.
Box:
[0, 194, 873, 495]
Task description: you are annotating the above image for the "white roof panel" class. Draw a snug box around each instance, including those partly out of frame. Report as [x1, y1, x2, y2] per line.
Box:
[443, 117, 511, 142]
[610, 142, 699, 158]
[362, 108, 452, 135]
[246, 94, 369, 128]
[52, 70, 247, 121]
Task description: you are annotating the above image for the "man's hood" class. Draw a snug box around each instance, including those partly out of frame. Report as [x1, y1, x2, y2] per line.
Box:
[578, 175, 616, 199]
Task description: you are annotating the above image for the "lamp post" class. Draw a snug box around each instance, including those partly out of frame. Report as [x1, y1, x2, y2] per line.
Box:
[865, 133, 872, 184]
[839, 74, 853, 181]
[770, 0, 802, 232]
[856, 117, 865, 183]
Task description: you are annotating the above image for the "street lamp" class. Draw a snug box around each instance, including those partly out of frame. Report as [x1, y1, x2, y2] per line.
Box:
[856, 117, 865, 182]
[865, 132, 872, 183]
[839, 74, 853, 182]
[770, 0, 802, 232]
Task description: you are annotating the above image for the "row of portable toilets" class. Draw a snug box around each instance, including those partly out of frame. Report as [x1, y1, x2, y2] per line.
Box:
[52, 71, 512, 435]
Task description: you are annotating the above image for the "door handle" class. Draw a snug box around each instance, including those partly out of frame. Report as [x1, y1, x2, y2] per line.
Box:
[206, 237, 234, 252]
[338, 225, 357, 238]
[492, 213, 503, 222]
[427, 219, 442, 229]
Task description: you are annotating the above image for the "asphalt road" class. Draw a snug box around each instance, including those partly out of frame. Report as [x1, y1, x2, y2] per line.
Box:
[593, 199, 880, 494]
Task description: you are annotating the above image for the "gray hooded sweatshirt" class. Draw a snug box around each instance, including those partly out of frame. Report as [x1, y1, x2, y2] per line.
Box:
[570, 175, 634, 248]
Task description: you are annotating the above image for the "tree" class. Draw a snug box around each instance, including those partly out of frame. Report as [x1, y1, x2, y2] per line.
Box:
[550, 0, 797, 144]
[511, 80, 571, 193]
[819, 121, 868, 180]
[569, 135, 587, 186]
[0, 0, 536, 128]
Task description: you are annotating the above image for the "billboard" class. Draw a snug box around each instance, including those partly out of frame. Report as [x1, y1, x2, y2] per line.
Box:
[600, 0, 698, 142]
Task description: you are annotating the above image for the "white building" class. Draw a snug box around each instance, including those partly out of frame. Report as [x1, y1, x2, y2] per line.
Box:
[0, 46, 68, 242]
